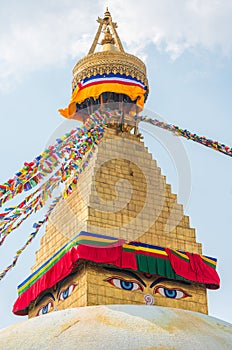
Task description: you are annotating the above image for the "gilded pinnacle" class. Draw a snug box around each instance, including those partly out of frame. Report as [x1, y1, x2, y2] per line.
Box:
[104, 7, 111, 19]
[73, 9, 149, 98]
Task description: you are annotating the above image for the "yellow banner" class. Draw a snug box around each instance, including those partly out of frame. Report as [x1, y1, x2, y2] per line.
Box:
[59, 83, 146, 118]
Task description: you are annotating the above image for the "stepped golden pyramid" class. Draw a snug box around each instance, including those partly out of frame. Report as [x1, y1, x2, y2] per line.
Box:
[0, 9, 231, 350]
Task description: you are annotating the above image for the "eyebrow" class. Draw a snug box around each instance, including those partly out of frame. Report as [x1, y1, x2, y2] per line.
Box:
[35, 292, 55, 306]
[149, 277, 191, 289]
[104, 267, 147, 287]
[56, 272, 77, 297]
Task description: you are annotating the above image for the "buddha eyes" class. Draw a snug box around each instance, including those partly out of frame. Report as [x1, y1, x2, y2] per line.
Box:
[105, 276, 190, 300]
[154, 286, 189, 299]
[36, 283, 77, 316]
[37, 301, 53, 316]
[105, 277, 143, 291]
[58, 283, 77, 301]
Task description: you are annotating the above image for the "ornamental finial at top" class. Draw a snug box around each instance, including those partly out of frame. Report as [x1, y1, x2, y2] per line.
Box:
[88, 8, 124, 54]
[104, 7, 111, 20]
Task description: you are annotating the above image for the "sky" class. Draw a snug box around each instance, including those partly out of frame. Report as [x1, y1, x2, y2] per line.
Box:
[0, 0, 232, 329]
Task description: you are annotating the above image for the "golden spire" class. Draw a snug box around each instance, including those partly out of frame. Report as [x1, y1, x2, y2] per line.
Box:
[72, 9, 149, 101]
[88, 8, 124, 54]
[104, 7, 111, 19]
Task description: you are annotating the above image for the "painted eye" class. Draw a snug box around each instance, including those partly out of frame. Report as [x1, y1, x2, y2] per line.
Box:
[37, 301, 53, 316]
[105, 277, 143, 291]
[59, 283, 77, 301]
[155, 286, 189, 299]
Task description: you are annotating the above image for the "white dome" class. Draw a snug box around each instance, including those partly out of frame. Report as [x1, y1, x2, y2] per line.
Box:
[0, 305, 231, 349]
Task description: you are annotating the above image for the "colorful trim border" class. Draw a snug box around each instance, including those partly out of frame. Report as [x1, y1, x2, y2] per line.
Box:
[73, 73, 147, 92]
[17, 231, 218, 297]
[18, 232, 120, 296]
[13, 231, 219, 315]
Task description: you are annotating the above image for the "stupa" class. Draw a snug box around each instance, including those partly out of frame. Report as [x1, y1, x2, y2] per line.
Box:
[0, 9, 231, 349]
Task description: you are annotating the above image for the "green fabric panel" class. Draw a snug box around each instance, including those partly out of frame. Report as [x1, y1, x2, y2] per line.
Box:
[136, 255, 188, 282]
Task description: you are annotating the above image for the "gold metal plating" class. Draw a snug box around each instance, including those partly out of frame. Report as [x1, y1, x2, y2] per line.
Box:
[72, 51, 149, 90]
[72, 8, 149, 94]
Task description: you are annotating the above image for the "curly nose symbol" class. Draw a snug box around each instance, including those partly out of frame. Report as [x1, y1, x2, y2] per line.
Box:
[144, 294, 154, 305]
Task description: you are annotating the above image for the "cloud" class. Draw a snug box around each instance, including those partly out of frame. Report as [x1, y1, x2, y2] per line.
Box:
[110, 0, 232, 59]
[0, 0, 232, 90]
[0, 2, 96, 90]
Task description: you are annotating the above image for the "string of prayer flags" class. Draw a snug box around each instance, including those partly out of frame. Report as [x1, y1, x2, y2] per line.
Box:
[0, 123, 105, 281]
[0, 212, 51, 282]
[0, 122, 106, 247]
[0, 111, 108, 207]
[136, 115, 232, 157]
